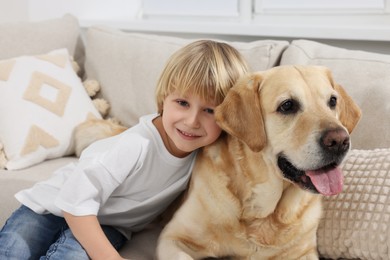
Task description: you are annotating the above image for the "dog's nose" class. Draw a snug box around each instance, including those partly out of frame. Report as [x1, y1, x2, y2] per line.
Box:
[320, 128, 350, 154]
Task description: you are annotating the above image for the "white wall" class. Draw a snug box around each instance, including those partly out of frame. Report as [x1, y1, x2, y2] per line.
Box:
[0, 0, 29, 22]
[0, 0, 389, 55]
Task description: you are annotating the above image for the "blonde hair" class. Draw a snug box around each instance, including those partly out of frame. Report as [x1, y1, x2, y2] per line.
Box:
[155, 40, 249, 113]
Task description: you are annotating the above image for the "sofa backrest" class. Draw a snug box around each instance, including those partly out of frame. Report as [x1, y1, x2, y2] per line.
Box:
[281, 40, 390, 149]
[84, 26, 289, 127]
[0, 14, 84, 68]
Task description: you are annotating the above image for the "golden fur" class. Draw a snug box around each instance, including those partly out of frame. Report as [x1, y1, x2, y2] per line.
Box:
[73, 118, 127, 157]
[156, 65, 361, 259]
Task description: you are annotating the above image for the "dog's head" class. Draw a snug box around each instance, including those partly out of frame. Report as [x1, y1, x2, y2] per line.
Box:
[215, 65, 361, 196]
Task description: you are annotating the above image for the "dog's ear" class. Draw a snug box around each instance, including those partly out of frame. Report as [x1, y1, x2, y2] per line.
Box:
[215, 73, 266, 152]
[334, 83, 362, 133]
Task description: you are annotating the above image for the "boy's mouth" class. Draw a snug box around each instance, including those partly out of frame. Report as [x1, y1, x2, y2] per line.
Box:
[177, 129, 200, 139]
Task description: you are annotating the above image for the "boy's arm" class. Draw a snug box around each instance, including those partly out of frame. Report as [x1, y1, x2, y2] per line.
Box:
[63, 211, 127, 260]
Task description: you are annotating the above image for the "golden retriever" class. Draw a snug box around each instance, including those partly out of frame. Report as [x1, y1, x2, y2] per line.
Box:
[155, 65, 361, 260]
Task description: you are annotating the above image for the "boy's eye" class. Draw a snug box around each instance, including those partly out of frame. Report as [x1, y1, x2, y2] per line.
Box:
[204, 108, 214, 114]
[176, 100, 189, 107]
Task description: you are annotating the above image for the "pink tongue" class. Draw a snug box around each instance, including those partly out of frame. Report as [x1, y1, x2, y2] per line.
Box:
[306, 166, 344, 196]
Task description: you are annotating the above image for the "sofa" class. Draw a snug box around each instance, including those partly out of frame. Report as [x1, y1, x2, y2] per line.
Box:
[0, 14, 389, 260]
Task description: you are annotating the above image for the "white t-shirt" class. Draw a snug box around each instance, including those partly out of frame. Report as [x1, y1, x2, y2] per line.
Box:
[15, 114, 197, 238]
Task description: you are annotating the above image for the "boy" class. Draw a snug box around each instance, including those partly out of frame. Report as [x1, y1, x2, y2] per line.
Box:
[0, 40, 249, 260]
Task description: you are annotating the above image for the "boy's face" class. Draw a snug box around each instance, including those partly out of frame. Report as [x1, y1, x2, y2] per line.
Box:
[161, 91, 222, 157]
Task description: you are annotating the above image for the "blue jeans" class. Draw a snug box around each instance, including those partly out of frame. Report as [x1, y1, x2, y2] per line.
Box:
[0, 205, 127, 260]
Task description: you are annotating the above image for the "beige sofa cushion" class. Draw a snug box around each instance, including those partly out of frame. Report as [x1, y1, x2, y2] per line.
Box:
[0, 14, 84, 67]
[318, 148, 390, 260]
[280, 39, 390, 150]
[0, 157, 77, 227]
[85, 26, 289, 127]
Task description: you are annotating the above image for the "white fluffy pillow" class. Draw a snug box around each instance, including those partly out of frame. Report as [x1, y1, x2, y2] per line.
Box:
[318, 148, 390, 259]
[0, 49, 101, 170]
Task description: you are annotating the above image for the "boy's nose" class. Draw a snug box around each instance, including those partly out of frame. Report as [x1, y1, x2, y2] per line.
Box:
[184, 111, 200, 128]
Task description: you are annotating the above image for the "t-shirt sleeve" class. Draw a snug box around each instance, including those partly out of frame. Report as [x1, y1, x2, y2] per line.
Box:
[55, 132, 148, 216]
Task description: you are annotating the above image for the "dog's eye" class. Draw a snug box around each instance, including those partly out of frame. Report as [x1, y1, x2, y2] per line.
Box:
[278, 99, 300, 114]
[328, 96, 337, 109]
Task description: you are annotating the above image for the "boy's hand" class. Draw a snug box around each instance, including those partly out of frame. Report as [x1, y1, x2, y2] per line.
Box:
[63, 211, 123, 260]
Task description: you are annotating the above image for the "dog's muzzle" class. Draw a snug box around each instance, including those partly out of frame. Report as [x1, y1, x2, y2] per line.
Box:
[277, 127, 350, 196]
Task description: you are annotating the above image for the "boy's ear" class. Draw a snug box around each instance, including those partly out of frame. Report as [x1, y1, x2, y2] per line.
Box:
[215, 73, 266, 152]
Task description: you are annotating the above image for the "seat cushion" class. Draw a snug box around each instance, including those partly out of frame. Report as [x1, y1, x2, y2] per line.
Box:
[0, 157, 77, 227]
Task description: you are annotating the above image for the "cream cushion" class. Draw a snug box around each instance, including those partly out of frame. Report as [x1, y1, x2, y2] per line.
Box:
[85, 26, 289, 127]
[0, 49, 101, 170]
[318, 149, 390, 260]
[280, 39, 390, 150]
[0, 14, 84, 67]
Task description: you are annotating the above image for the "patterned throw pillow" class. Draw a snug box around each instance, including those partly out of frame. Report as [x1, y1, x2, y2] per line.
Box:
[0, 49, 101, 170]
[318, 149, 390, 260]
